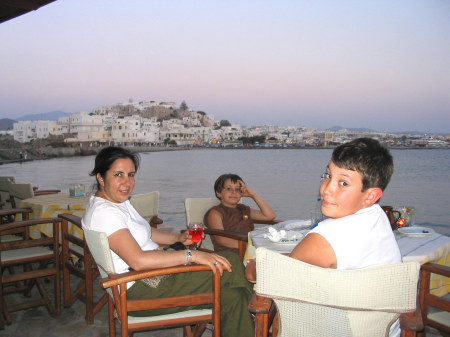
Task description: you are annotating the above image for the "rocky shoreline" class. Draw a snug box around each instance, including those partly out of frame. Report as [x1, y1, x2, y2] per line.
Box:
[0, 145, 188, 165]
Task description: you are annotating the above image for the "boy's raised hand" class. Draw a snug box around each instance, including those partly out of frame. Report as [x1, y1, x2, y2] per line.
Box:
[238, 180, 255, 198]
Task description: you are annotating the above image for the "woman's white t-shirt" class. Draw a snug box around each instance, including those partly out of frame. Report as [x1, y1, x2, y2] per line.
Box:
[81, 196, 159, 279]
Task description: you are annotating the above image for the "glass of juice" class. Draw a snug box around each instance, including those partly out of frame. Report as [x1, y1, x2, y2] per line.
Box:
[188, 222, 204, 250]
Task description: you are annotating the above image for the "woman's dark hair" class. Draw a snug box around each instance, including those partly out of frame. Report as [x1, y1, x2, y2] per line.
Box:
[90, 146, 140, 189]
[214, 173, 243, 199]
[331, 138, 393, 192]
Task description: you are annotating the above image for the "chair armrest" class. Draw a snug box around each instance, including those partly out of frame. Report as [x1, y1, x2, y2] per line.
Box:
[34, 189, 61, 196]
[248, 293, 273, 314]
[254, 219, 281, 225]
[0, 207, 33, 217]
[149, 215, 163, 228]
[400, 312, 424, 333]
[421, 263, 450, 277]
[204, 228, 248, 242]
[99, 263, 213, 289]
[399, 297, 424, 332]
[203, 228, 249, 259]
[58, 213, 82, 229]
[0, 217, 61, 233]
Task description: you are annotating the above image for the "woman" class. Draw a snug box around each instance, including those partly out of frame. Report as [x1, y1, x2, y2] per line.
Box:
[82, 146, 255, 337]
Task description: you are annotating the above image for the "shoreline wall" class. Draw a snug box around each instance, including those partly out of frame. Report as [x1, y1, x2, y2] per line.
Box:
[0, 146, 188, 165]
[0, 145, 446, 165]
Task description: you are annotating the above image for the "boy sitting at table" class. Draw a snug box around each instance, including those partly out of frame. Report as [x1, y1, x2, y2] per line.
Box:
[246, 137, 402, 335]
[204, 173, 276, 254]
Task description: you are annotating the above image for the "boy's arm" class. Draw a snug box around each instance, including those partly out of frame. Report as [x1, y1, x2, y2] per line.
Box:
[290, 233, 337, 269]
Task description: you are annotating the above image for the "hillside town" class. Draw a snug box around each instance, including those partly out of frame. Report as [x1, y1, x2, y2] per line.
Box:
[5, 100, 450, 149]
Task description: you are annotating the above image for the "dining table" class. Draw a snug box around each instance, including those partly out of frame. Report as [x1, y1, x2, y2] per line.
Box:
[244, 219, 450, 296]
[16, 192, 89, 240]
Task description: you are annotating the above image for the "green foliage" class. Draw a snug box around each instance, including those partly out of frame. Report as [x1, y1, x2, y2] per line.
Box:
[238, 135, 266, 144]
[220, 120, 231, 127]
[164, 138, 177, 146]
[180, 100, 189, 110]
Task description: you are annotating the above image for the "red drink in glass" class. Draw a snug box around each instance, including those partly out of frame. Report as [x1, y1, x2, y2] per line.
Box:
[188, 222, 204, 249]
[189, 227, 203, 243]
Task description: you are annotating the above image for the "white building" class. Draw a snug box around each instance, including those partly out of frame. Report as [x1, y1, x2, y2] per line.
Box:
[65, 111, 105, 134]
[221, 124, 243, 141]
[13, 120, 59, 143]
[111, 116, 159, 145]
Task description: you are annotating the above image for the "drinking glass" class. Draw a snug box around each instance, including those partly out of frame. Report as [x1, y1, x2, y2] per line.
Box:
[310, 210, 323, 228]
[188, 222, 204, 250]
[395, 206, 416, 227]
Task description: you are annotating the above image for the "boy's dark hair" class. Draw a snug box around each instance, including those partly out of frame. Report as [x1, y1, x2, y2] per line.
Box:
[90, 146, 140, 189]
[331, 138, 393, 192]
[214, 173, 244, 199]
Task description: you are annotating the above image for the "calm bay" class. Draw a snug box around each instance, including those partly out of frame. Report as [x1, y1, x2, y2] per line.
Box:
[1, 148, 449, 234]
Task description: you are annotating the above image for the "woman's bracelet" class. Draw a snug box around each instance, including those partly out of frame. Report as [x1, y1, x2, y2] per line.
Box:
[185, 249, 193, 265]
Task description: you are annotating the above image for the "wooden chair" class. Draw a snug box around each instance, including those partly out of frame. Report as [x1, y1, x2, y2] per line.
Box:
[418, 262, 450, 336]
[84, 228, 221, 337]
[0, 177, 15, 214]
[129, 191, 163, 228]
[249, 247, 423, 337]
[0, 207, 33, 236]
[8, 182, 60, 208]
[58, 213, 108, 325]
[184, 198, 278, 259]
[0, 216, 61, 329]
[58, 191, 164, 325]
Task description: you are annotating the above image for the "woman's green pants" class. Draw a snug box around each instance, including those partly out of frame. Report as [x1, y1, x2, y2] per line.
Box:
[127, 251, 255, 337]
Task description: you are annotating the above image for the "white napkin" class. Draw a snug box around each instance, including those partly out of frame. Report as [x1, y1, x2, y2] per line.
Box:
[264, 227, 304, 243]
[264, 227, 286, 242]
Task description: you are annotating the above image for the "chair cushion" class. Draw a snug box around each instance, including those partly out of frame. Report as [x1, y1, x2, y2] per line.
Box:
[68, 242, 84, 256]
[2, 247, 53, 262]
[428, 311, 450, 327]
[127, 308, 212, 324]
[1, 235, 22, 242]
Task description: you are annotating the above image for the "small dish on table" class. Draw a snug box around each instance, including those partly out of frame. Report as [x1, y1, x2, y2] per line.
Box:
[397, 226, 435, 237]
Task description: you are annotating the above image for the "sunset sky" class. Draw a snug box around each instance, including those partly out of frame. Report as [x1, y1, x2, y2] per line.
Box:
[1, 0, 449, 133]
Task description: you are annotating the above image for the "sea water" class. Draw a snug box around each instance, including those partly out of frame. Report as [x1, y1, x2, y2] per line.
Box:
[1, 148, 449, 234]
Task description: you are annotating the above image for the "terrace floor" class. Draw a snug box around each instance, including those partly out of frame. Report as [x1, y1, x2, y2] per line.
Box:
[0, 274, 213, 337]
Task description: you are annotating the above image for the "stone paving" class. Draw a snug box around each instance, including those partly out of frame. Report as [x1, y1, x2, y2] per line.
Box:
[0, 273, 212, 337]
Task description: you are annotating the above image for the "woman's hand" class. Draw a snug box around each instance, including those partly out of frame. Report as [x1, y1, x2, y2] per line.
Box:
[178, 230, 193, 246]
[193, 251, 232, 276]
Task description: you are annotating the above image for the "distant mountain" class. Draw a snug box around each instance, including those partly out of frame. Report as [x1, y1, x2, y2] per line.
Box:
[15, 110, 71, 122]
[326, 126, 432, 135]
[0, 118, 15, 131]
[326, 126, 376, 133]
